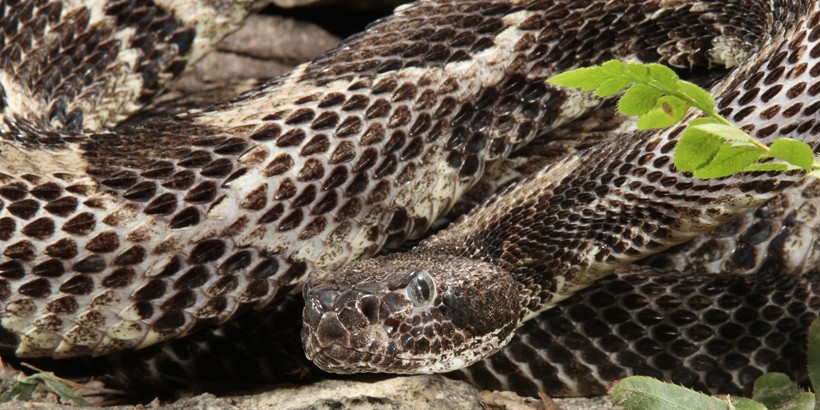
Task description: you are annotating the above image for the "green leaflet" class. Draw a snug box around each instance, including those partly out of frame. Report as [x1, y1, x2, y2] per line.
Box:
[692, 144, 766, 179]
[618, 84, 663, 116]
[674, 126, 724, 172]
[547, 66, 610, 91]
[751, 373, 815, 410]
[636, 95, 689, 130]
[767, 138, 815, 171]
[676, 80, 715, 112]
[808, 317, 820, 394]
[609, 376, 764, 410]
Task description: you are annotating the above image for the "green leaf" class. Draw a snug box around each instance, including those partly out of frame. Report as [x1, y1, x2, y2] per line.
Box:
[768, 138, 815, 171]
[752, 372, 815, 410]
[647, 63, 680, 90]
[626, 62, 652, 82]
[675, 126, 724, 172]
[28, 374, 93, 407]
[690, 123, 758, 146]
[693, 144, 767, 179]
[677, 80, 715, 112]
[0, 381, 37, 402]
[547, 66, 608, 91]
[601, 60, 628, 75]
[619, 84, 663, 116]
[808, 317, 820, 393]
[596, 77, 635, 97]
[636, 95, 691, 130]
[744, 163, 802, 172]
[610, 376, 737, 410]
[732, 397, 772, 410]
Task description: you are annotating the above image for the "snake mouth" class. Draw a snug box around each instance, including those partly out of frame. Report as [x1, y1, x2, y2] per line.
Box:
[304, 338, 437, 374]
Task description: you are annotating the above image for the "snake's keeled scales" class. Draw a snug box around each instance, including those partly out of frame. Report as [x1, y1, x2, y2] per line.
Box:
[0, 0, 817, 399]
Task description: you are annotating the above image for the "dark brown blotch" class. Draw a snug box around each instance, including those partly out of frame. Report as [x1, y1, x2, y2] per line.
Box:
[144, 193, 178, 215]
[141, 161, 176, 179]
[310, 112, 339, 131]
[177, 150, 211, 168]
[133, 279, 168, 301]
[276, 129, 306, 148]
[73, 255, 106, 273]
[162, 170, 196, 190]
[278, 210, 304, 232]
[18, 278, 51, 298]
[21, 217, 55, 239]
[61, 212, 96, 236]
[7, 199, 40, 219]
[114, 246, 147, 266]
[174, 266, 210, 290]
[214, 138, 248, 155]
[190, 239, 227, 264]
[335, 116, 363, 138]
[4, 240, 36, 260]
[153, 311, 186, 331]
[249, 124, 282, 141]
[45, 196, 79, 217]
[206, 275, 238, 297]
[285, 108, 316, 125]
[160, 290, 196, 311]
[102, 170, 138, 190]
[240, 184, 268, 211]
[169, 207, 200, 229]
[264, 154, 294, 177]
[30, 183, 62, 201]
[298, 158, 325, 181]
[46, 296, 79, 315]
[59, 275, 94, 295]
[219, 250, 253, 274]
[123, 181, 157, 202]
[31, 259, 65, 278]
[0, 218, 15, 241]
[86, 232, 120, 253]
[101, 268, 136, 288]
[302, 135, 331, 156]
[0, 261, 24, 279]
[184, 181, 217, 203]
[201, 158, 233, 178]
[275, 178, 297, 200]
[0, 182, 28, 201]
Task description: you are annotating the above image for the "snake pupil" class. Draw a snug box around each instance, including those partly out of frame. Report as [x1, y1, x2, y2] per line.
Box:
[407, 271, 434, 307]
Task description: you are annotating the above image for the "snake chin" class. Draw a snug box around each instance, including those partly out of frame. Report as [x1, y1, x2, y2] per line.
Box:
[301, 252, 522, 374]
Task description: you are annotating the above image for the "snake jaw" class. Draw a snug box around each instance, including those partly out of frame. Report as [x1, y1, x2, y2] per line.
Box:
[302, 252, 522, 374]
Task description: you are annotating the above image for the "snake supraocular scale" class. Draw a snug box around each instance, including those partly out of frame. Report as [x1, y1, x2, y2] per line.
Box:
[0, 0, 817, 400]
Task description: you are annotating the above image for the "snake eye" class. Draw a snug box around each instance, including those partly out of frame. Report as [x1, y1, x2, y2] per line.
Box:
[406, 270, 434, 307]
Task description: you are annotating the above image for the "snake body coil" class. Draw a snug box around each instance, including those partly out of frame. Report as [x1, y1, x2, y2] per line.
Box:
[302, 0, 820, 379]
[0, 0, 818, 399]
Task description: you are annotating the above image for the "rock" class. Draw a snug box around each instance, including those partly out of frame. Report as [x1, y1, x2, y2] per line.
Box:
[230, 375, 484, 409]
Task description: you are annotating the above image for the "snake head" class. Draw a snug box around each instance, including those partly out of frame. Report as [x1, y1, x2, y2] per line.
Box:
[301, 252, 521, 374]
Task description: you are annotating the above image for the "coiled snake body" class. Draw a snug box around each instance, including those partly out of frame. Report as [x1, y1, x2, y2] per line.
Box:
[0, 0, 817, 398]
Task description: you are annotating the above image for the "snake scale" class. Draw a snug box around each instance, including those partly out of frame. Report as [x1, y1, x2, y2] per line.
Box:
[0, 0, 817, 400]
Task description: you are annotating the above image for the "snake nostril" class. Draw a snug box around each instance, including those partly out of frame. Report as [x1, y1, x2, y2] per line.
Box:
[360, 297, 379, 324]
